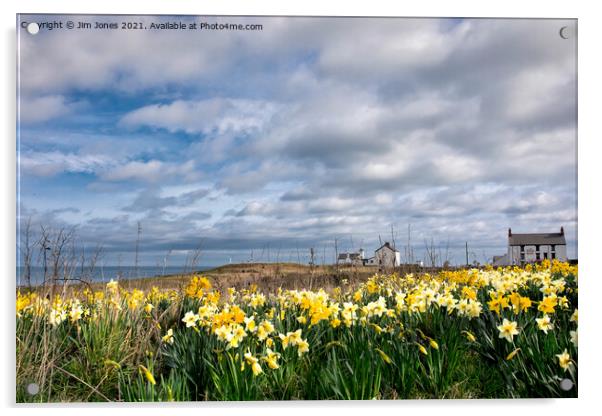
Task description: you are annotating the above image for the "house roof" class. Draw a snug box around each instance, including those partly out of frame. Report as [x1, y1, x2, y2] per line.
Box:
[375, 242, 399, 253]
[508, 233, 566, 246]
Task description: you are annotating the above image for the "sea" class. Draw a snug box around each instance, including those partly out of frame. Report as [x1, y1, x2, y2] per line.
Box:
[16, 265, 212, 287]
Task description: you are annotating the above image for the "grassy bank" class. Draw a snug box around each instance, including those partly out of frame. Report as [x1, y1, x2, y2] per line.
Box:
[18, 262, 386, 296]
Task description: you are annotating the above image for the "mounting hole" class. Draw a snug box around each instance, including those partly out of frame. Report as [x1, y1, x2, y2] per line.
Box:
[27, 22, 39, 35]
[26, 382, 40, 395]
[560, 378, 574, 391]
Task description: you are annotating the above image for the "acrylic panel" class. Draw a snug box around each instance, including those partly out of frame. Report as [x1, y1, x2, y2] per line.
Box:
[16, 14, 578, 402]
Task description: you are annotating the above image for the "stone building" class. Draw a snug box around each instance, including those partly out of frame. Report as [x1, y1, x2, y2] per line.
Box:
[506, 227, 567, 265]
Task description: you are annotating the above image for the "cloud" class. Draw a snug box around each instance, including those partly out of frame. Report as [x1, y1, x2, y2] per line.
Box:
[17, 17, 578, 265]
[120, 98, 278, 135]
[101, 160, 166, 182]
[19, 95, 85, 123]
[123, 187, 211, 213]
[19, 151, 115, 176]
[100, 160, 197, 183]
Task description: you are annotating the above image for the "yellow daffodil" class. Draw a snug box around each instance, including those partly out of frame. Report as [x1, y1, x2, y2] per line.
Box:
[244, 316, 256, 332]
[461, 286, 477, 300]
[162, 328, 174, 344]
[287, 329, 302, 346]
[139, 365, 156, 385]
[538, 295, 558, 314]
[182, 311, 199, 328]
[49, 308, 67, 327]
[106, 279, 119, 293]
[497, 318, 519, 343]
[558, 296, 569, 309]
[262, 348, 280, 369]
[556, 349, 573, 372]
[518, 296, 532, 313]
[244, 351, 263, 376]
[69, 303, 83, 323]
[256, 320, 274, 341]
[227, 324, 247, 349]
[488, 293, 509, 316]
[536, 314, 554, 334]
[296, 339, 309, 356]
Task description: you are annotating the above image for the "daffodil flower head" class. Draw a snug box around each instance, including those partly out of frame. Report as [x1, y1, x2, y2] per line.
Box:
[497, 318, 519, 343]
[162, 328, 174, 344]
[182, 311, 200, 328]
[535, 314, 554, 334]
[556, 349, 573, 372]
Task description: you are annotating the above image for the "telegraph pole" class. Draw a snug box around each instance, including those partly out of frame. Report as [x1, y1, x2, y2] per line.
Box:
[135, 221, 141, 277]
[465, 241, 469, 267]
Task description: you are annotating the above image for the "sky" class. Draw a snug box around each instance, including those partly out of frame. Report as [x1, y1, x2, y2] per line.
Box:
[17, 15, 577, 268]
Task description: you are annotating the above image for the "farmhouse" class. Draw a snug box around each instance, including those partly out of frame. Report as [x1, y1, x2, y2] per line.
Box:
[338, 243, 401, 268]
[494, 227, 567, 266]
[337, 249, 365, 266]
[365, 242, 400, 268]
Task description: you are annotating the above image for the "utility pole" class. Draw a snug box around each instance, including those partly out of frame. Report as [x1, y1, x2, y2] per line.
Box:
[135, 221, 141, 277]
[42, 236, 50, 284]
[465, 241, 469, 267]
[334, 238, 339, 269]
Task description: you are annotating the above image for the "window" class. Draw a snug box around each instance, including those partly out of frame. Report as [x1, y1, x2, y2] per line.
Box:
[544, 252, 548, 259]
[552, 252, 556, 260]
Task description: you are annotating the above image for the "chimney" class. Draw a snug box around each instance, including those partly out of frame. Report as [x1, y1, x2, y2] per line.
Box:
[508, 228, 512, 237]
[560, 226, 564, 235]
[359, 248, 365, 259]
[384, 242, 390, 248]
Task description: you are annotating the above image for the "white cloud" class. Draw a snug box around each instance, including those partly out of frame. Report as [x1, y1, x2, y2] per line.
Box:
[19, 95, 82, 123]
[101, 159, 198, 183]
[19, 151, 115, 176]
[120, 98, 278, 135]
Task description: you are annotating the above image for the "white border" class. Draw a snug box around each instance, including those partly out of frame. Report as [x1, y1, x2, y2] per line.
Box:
[2, 0, 601, 414]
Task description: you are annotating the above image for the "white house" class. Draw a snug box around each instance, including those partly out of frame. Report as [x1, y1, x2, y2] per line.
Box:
[372, 242, 400, 268]
[363, 256, 377, 266]
[505, 227, 567, 265]
[337, 249, 365, 266]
